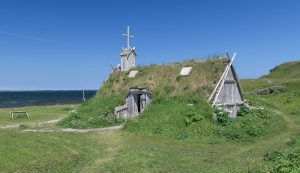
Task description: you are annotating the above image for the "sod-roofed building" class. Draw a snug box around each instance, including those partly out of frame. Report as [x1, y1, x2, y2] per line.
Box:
[108, 54, 244, 119]
[115, 88, 152, 119]
[107, 27, 244, 119]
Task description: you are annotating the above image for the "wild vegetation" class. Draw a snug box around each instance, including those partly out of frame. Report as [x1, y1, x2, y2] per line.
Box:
[100, 57, 227, 97]
[261, 61, 300, 79]
[59, 57, 232, 127]
[58, 95, 123, 128]
[0, 60, 299, 172]
[59, 57, 228, 128]
[59, 57, 286, 145]
[125, 94, 284, 143]
[263, 134, 300, 172]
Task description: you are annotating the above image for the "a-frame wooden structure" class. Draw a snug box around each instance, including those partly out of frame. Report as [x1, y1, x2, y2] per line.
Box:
[208, 53, 244, 118]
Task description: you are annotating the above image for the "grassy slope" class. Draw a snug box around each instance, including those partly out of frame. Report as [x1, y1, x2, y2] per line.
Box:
[99, 64, 300, 172]
[240, 62, 300, 172]
[59, 57, 228, 128]
[98, 61, 300, 172]
[58, 96, 123, 128]
[262, 61, 300, 79]
[125, 94, 285, 143]
[100, 58, 227, 97]
[1, 61, 298, 172]
[118, 58, 285, 143]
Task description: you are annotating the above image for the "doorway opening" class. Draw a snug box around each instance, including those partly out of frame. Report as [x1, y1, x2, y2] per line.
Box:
[137, 94, 142, 113]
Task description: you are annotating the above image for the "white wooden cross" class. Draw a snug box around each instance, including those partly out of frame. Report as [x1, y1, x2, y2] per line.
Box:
[122, 26, 133, 48]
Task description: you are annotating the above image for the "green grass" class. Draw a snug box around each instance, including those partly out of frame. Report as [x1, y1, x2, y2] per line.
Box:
[0, 104, 78, 125]
[100, 57, 227, 97]
[0, 85, 299, 173]
[124, 94, 285, 143]
[1, 60, 300, 172]
[261, 61, 300, 79]
[125, 95, 217, 143]
[0, 129, 107, 173]
[263, 133, 300, 172]
[240, 76, 300, 172]
[59, 57, 228, 129]
[58, 95, 123, 128]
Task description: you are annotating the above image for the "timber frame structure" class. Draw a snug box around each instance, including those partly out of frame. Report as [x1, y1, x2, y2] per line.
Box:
[115, 88, 153, 119]
[208, 53, 244, 118]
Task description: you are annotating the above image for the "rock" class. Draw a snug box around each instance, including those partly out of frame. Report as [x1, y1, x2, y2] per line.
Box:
[253, 85, 286, 95]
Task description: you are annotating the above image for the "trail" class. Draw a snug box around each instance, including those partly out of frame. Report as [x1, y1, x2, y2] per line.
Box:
[0, 115, 123, 133]
[22, 125, 124, 133]
[0, 118, 63, 129]
[223, 114, 299, 160]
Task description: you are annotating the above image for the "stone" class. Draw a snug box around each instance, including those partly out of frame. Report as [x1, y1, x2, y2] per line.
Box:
[252, 85, 286, 95]
[128, 70, 138, 78]
[179, 67, 192, 76]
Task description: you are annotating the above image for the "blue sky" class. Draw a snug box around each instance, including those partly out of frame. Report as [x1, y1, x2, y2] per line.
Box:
[0, 0, 299, 90]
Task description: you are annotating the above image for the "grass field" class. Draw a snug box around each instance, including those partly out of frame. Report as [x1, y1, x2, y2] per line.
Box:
[0, 82, 298, 172]
[0, 61, 299, 172]
[0, 104, 78, 125]
[0, 89, 299, 172]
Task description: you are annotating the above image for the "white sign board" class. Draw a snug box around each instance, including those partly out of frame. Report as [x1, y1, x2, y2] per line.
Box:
[179, 67, 192, 76]
[128, 70, 138, 78]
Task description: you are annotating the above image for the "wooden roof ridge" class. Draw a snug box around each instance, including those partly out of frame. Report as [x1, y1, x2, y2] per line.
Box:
[120, 48, 137, 56]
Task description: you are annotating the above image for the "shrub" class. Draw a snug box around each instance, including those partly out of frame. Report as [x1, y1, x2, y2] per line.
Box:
[184, 112, 204, 126]
[215, 107, 283, 142]
[125, 95, 284, 143]
[264, 150, 300, 173]
[214, 107, 232, 126]
[58, 95, 123, 128]
[237, 105, 251, 116]
[125, 95, 214, 142]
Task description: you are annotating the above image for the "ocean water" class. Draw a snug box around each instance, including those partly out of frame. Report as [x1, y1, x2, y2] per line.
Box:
[0, 90, 97, 108]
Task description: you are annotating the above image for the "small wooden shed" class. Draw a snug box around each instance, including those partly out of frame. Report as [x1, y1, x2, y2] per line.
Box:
[214, 65, 244, 117]
[209, 53, 244, 118]
[115, 88, 152, 119]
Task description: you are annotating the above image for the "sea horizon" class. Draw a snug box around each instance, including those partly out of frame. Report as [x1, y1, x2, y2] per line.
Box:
[0, 90, 97, 108]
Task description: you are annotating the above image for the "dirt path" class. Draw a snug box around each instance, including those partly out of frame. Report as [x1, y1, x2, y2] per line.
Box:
[22, 125, 124, 133]
[0, 116, 124, 133]
[0, 117, 63, 129]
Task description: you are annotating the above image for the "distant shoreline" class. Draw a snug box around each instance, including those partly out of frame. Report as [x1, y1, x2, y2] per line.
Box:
[0, 101, 81, 109]
[0, 90, 97, 108]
